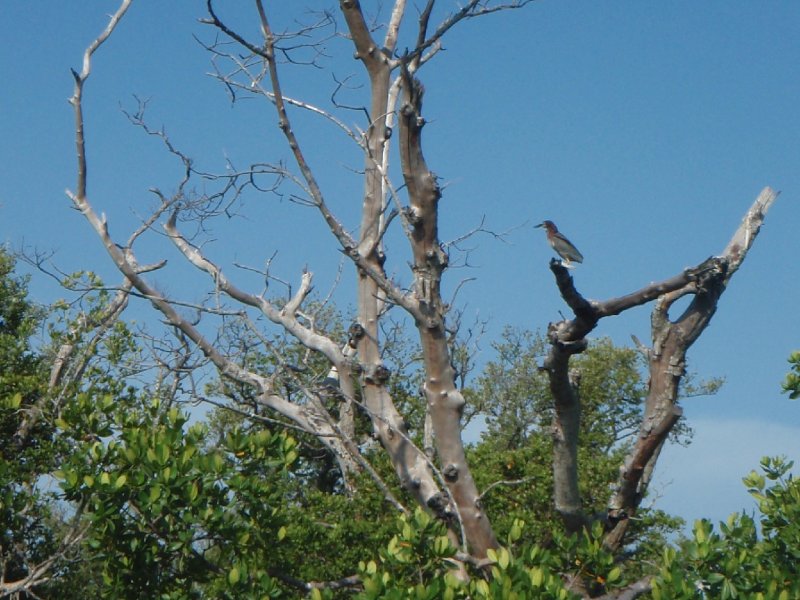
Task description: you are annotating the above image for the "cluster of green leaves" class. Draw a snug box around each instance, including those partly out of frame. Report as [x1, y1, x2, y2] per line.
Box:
[351, 455, 800, 600]
[782, 350, 800, 399]
[3, 249, 797, 598]
[354, 509, 636, 600]
[466, 328, 684, 562]
[0, 248, 68, 593]
[56, 395, 298, 599]
[279, 474, 401, 585]
[653, 456, 799, 600]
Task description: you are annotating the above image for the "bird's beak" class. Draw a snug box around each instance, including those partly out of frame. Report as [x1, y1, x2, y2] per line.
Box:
[534, 222, 544, 228]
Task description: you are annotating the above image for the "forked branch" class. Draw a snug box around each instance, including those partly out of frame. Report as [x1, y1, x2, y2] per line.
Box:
[539, 187, 780, 548]
[604, 186, 779, 550]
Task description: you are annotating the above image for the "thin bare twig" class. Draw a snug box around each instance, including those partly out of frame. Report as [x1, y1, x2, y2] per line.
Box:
[478, 476, 538, 503]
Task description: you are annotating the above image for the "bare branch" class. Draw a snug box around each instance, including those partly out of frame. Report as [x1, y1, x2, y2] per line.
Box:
[594, 576, 653, 600]
[533, 188, 781, 547]
[384, 0, 408, 55]
[0, 501, 89, 598]
[477, 476, 538, 503]
[722, 186, 779, 272]
[338, 0, 387, 76]
[163, 211, 343, 363]
[408, 0, 535, 69]
[267, 570, 361, 593]
[68, 0, 133, 200]
[602, 188, 780, 551]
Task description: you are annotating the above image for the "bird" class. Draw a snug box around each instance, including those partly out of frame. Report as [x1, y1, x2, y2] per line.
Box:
[535, 220, 583, 267]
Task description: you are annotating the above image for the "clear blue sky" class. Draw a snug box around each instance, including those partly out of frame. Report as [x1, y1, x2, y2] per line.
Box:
[1, 1, 798, 530]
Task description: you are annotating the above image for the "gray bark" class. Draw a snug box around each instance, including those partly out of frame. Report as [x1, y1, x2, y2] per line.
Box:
[538, 188, 779, 555]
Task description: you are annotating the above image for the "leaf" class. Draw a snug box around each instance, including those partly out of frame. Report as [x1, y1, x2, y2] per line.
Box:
[386, 536, 399, 557]
[722, 578, 737, 599]
[181, 446, 197, 465]
[651, 585, 662, 600]
[4, 393, 22, 409]
[473, 579, 490, 597]
[433, 535, 451, 556]
[155, 443, 169, 464]
[694, 520, 709, 543]
[228, 566, 240, 585]
[497, 547, 510, 570]
[509, 519, 524, 542]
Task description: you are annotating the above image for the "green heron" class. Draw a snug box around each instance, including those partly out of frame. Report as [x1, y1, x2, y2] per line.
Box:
[535, 220, 583, 267]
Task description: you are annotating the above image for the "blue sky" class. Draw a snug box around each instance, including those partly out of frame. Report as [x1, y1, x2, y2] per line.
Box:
[1, 2, 798, 530]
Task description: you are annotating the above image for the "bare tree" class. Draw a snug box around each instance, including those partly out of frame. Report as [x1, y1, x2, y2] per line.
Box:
[64, 0, 779, 589]
[66, 0, 537, 561]
[539, 188, 778, 551]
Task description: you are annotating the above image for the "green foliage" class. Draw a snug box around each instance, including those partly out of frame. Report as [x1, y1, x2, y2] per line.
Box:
[466, 437, 556, 546]
[5, 249, 794, 598]
[0, 249, 49, 466]
[357, 457, 800, 600]
[279, 474, 401, 585]
[544, 522, 625, 598]
[58, 397, 297, 598]
[357, 508, 458, 598]
[782, 350, 800, 399]
[0, 264, 145, 588]
[467, 327, 550, 449]
[356, 510, 636, 599]
[0, 248, 64, 593]
[468, 328, 690, 454]
[652, 456, 800, 600]
[466, 329, 684, 562]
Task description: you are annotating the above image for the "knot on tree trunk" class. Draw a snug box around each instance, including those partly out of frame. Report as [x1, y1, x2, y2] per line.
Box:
[348, 322, 365, 346]
[425, 244, 448, 268]
[426, 492, 452, 519]
[403, 205, 423, 227]
[443, 463, 459, 481]
[364, 363, 391, 385]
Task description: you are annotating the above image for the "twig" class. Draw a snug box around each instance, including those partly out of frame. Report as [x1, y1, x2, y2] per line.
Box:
[478, 476, 538, 503]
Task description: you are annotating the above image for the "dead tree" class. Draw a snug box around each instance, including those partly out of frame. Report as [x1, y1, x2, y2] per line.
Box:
[66, 0, 533, 560]
[64, 1, 780, 585]
[539, 188, 779, 552]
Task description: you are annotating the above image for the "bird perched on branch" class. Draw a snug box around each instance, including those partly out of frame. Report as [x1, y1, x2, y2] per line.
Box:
[535, 220, 583, 267]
